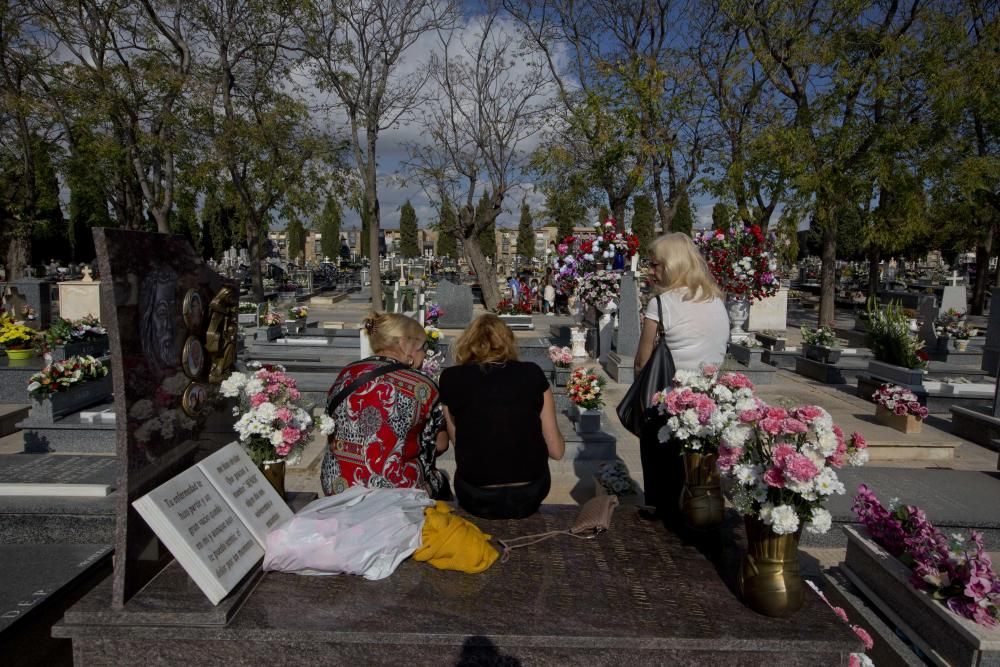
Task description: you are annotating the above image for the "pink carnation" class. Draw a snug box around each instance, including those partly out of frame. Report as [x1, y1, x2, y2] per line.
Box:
[853, 626, 874, 650]
[694, 395, 717, 423]
[282, 426, 301, 444]
[739, 408, 764, 423]
[276, 407, 293, 422]
[783, 454, 820, 482]
[772, 443, 796, 466]
[782, 418, 808, 434]
[763, 466, 786, 488]
[760, 417, 784, 435]
[719, 372, 753, 390]
[765, 406, 788, 420]
[717, 445, 742, 471]
[794, 405, 823, 422]
[702, 364, 719, 377]
[850, 432, 867, 449]
[250, 393, 269, 407]
[274, 443, 291, 457]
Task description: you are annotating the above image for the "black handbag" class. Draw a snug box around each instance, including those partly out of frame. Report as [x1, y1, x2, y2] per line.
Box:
[615, 296, 676, 437]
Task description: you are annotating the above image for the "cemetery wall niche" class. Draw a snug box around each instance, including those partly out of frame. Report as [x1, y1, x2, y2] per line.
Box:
[94, 228, 239, 607]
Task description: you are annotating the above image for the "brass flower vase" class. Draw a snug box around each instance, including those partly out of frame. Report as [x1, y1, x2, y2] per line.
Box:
[678, 452, 724, 529]
[259, 460, 286, 500]
[738, 516, 804, 617]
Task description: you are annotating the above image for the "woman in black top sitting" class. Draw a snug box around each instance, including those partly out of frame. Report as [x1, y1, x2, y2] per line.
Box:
[439, 314, 565, 519]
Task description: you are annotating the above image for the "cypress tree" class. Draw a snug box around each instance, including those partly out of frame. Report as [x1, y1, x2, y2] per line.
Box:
[672, 192, 694, 235]
[631, 194, 656, 256]
[436, 201, 458, 258]
[516, 201, 535, 261]
[319, 197, 342, 260]
[399, 200, 419, 257]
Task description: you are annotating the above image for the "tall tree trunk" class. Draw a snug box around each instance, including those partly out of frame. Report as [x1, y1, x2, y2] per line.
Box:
[651, 162, 669, 232]
[819, 210, 838, 328]
[867, 247, 881, 303]
[463, 235, 501, 310]
[6, 230, 30, 280]
[366, 132, 382, 312]
[971, 228, 992, 315]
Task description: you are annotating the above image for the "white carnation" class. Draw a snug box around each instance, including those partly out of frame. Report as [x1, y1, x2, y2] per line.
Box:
[270, 430, 284, 446]
[319, 415, 336, 435]
[806, 508, 832, 534]
[220, 372, 247, 398]
[770, 504, 800, 535]
[735, 464, 760, 485]
[848, 449, 870, 466]
[245, 377, 265, 396]
[758, 502, 775, 525]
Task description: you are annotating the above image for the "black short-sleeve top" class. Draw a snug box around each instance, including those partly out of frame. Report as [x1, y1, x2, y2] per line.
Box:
[439, 361, 550, 486]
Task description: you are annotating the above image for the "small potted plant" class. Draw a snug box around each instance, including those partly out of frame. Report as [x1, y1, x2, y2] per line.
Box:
[865, 299, 928, 385]
[26, 354, 112, 419]
[495, 297, 533, 329]
[872, 383, 928, 433]
[933, 309, 964, 352]
[548, 345, 573, 386]
[800, 325, 841, 364]
[566, 366, 605, 433]
[259, 310, 283, 341]
[952, 323, 976, 352]
[238, 302, 259, 326]
[286, 305, 308, 333]
[0, 314, 40, 360]
[424, 325, 442, 352]
[755, 330, 786, 351]
[43, 316, 109, 361]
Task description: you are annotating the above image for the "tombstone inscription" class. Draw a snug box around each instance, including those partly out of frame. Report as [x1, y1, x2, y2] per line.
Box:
[93, 228, 239, 607]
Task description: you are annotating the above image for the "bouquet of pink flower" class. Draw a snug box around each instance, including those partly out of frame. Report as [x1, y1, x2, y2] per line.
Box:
[719, 403, 868, 535]
[853, 485, 1000, 627]
[651, 365, 757, 454]
[548, 345, 573, 368]
[872, 383, 928, 420]
[221, 363, 334, 464]
[260, 311, 282, 326]
[566, 367, 605, 409]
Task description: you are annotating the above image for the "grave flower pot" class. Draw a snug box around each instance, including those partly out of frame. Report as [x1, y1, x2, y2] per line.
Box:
[238, 313, 258, 326]
[875, 405, 923, 434]
[868, 360, 924, 387]
[264, 325, 282, 341]
[551, 367, 571, 387]
[30, 373, 112, 421]
[284, 318, 306, 334]
[5, 347, 36, 360]
[572, 406, 601, 433]
[954, 339, 970, 352]
[843, 526, 1000, 667]
[679, 452, 724, 530]
[729, 342, 763, 366]
[755, 333, 786, 351]
[802, 343, 842, 365]
[51, 336, 110, 361]
[738, 517, 804, 618]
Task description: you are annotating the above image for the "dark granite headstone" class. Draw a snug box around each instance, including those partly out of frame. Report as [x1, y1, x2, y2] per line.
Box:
[5, 277, 53, 329]
[53, 506, 861, 664]
[436, 279, 473, 329]
[94, 228, 238, 607]
[0, 455, 116, 490]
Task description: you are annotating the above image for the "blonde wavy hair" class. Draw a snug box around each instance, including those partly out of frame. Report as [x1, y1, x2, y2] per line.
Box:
[649, 232, 724, 302]
[361, 312, 425, 354]
[453, 314, 519, 365]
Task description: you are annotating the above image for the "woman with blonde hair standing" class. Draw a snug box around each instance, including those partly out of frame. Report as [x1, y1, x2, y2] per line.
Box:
[439, 314, 565, 519]
[322, 312, 450, 499]
[634, 233, 729, 521]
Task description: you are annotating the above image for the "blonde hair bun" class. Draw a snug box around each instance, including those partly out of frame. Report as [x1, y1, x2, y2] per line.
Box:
[363, 312, 424, 355]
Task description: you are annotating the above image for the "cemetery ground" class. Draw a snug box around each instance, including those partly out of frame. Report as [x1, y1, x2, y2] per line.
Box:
[3, 283, 1000, 665]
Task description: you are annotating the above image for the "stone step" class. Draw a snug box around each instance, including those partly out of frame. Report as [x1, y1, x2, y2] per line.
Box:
[17, 402, 117, 454]
[0, 404, 29, 438]
[0, 356, 44, 403]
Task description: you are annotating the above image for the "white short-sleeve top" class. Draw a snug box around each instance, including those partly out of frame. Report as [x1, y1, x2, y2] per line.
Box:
[644, 289, 729, 371]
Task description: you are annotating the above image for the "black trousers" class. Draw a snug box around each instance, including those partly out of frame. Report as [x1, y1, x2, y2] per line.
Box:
[454, 470, 551, 520]
[638, 421, 684, 518]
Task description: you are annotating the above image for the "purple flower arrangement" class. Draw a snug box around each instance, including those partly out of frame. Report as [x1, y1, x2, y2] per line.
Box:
[853, 484, 1000, 627]
[872, 383, 928, 420]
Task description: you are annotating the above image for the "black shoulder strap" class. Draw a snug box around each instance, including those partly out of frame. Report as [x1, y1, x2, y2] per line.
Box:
[326, 361, 408, 416]
[655, 293, 665, 336]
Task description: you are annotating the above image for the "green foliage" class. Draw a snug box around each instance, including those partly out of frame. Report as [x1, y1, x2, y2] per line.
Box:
[630, 194, 656, 256]
[712, 203, 732, 233]
[516, 201, 535, 260]
[672, 192, 693, 236]
[286, 219, 305, 263]
[319, 198, 342, 260]
[435, 202, 458, 259]
[399, 200, 419, 258]
[865, 299, 927, 369]
[800, 326, 836, 347]
[598, 205, 610, 225]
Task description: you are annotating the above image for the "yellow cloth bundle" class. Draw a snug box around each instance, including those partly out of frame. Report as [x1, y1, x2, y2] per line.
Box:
[413, 501, 499, 573]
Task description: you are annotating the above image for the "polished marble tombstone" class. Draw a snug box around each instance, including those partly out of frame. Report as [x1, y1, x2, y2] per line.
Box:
[91, 228, 239, 608]
[54, 506, 861, 664]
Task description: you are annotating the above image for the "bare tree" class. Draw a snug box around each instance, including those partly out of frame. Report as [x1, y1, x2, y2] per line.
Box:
[407, 10, 552, 309]
[31, 0, 194, 234]
[299, 0, 456, 311]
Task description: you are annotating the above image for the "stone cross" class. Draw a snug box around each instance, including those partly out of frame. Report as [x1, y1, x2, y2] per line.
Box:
[81, 266, 94, 282]
[947, 270, 961, 287]
[24, 267, 34, 278]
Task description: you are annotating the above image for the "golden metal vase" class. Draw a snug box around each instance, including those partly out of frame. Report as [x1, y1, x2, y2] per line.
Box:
[259, 460, 286, 500]
[738, 516, 804, 617]
[678, 452, 724, 529]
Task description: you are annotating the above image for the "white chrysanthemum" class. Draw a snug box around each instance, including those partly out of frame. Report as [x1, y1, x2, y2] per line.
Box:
[770, 504, 800, 535]
[814, 468, 844, 496]
[806, 508, 832, 534]
[735, 464, 760, 485]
